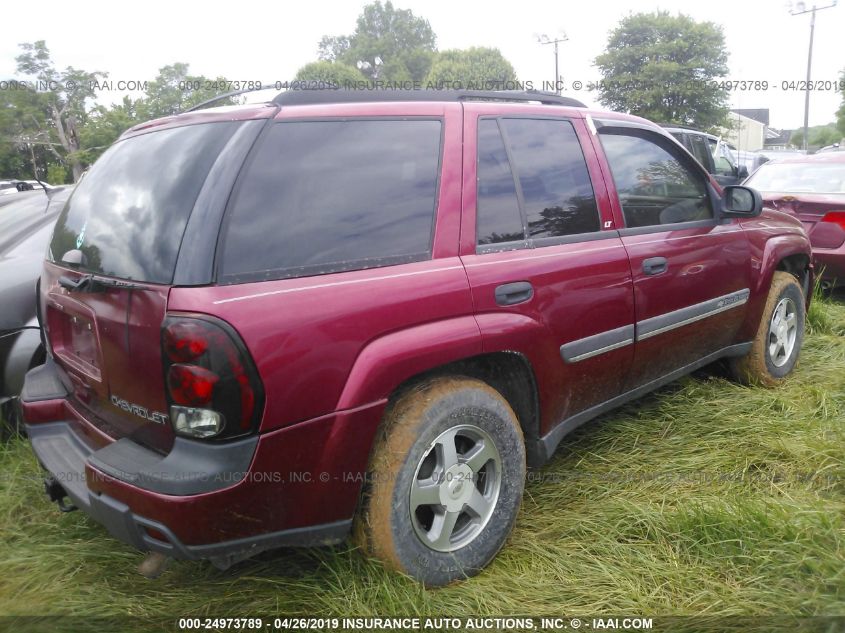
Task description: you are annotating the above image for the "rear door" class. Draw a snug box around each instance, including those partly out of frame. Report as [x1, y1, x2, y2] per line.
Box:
[42, 120, 254, 452]
[593, 123, 752, 389]
[460, 105, 635, 435]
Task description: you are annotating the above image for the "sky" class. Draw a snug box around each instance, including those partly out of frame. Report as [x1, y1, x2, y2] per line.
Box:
[1, 0, 843, 132]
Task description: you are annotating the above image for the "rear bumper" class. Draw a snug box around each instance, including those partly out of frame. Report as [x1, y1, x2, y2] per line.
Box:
[21, 359, 385, 566]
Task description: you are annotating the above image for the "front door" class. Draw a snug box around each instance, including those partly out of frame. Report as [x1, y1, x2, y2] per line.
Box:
[593, 124, 753, 389]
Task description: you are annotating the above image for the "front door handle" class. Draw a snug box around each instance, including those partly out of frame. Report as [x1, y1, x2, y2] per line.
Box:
[642, 257, 668, 276]
[495, 281, 534, 306]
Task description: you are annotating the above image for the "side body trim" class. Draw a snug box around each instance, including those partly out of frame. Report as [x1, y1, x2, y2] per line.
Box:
[561, 324, 635, 363]
[559, 289, 750, 363]
[636, 288, 750, 341]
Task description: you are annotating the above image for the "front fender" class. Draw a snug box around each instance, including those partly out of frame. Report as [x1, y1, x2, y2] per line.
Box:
[335, 315, 482, 410]
[738, 230, 812, 341]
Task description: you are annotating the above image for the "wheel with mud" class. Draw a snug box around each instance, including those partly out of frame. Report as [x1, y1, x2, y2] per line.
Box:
[354, 377, 525, 586]
[730, 271, 805, 386]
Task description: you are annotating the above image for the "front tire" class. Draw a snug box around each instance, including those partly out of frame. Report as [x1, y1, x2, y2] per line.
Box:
[354, 377, 525, 586]
[730, 271, 805, 386]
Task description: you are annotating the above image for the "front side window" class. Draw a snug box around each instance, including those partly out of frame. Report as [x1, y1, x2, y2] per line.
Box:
[600, 131, 713, 228]
[219, 119, 442, 283]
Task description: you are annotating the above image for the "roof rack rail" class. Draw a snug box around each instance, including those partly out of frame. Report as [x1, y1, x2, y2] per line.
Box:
[271, 88, 586, 108]
[183, 86, 586, 113]
[184, 84, 278, 113]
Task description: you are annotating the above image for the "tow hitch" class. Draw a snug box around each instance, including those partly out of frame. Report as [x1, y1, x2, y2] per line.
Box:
[43, 476, 78, 513]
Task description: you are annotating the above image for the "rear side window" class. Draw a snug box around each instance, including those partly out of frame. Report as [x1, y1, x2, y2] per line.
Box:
[475, 117, 600, 249]
[476, 119, 524, 245]
[49, 122, 240, 283]
[502, 118, 600, 240]
[220, 119, 442, 283]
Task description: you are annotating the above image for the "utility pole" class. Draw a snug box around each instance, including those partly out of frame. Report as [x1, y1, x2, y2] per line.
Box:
[536, 33, 568, 94]
[789, 1, 838, 151]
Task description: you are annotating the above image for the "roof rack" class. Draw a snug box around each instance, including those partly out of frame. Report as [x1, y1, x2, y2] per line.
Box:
[184, 86, 586, 113]
[272, 89, 586, 108]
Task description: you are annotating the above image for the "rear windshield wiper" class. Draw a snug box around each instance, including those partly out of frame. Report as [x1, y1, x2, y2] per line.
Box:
[58, 274, 146, 293]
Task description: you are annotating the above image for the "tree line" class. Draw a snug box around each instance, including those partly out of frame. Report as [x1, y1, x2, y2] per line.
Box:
[2, 2, 843, 184]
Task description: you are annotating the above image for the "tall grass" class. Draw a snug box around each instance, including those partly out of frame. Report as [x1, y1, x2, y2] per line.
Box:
[0, 296, 843, 630]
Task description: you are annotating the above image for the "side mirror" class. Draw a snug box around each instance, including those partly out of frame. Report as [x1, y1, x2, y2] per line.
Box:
[737, 165, 749, 180]
[722, 185, 762, 218]
[61, 249, 87, 268]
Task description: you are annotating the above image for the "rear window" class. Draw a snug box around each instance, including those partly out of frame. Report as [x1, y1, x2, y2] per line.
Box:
[49, 122, 240, 283]
[219, 119, 442, 283]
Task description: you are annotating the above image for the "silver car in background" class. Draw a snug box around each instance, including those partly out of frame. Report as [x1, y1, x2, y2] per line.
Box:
[0, 187, 72, 436]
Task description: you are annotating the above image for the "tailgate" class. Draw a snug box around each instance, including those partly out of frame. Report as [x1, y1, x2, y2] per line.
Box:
[43, 262, 173, 452]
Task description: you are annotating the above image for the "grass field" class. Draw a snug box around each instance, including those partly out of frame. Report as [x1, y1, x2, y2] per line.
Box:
[0, 292, 843, 632]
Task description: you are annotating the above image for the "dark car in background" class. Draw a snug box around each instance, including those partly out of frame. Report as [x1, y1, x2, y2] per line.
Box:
[665, 126, 749, 186]
[745, 152, 845, 289]
[0, 188, 71, 434]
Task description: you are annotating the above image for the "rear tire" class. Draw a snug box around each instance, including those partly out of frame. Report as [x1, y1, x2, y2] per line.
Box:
[354, 377, 525, 586]
[730, 271, 805, 386]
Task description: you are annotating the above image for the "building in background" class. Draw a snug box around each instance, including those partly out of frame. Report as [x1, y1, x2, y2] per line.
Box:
[726, 109, 768, 151]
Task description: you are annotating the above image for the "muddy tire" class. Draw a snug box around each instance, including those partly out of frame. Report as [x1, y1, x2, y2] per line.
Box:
[730, 271, 805, 386]
[354, 377, 525, 586]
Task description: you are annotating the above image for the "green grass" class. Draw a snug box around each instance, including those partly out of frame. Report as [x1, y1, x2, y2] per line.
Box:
[1, 295, 843, 630]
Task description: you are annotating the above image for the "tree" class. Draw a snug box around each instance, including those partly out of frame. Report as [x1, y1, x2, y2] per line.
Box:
[294, 61, 368, 86]
[14, 40, 108, 181]
[425, 47, 517, 88]
[318, 1, 436, 82]
[790, 123, 841, 149]
[594, 12, 730, 132]
[138, 63, 233, 120]
[78, 97, 142, 165]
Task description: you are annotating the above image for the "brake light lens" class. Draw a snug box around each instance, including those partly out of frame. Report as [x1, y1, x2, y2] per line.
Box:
[164, 321, 209, 362]
[821, 211, 845, 231]
[168, 364, 218, 406]
[161, 316, 264, 441]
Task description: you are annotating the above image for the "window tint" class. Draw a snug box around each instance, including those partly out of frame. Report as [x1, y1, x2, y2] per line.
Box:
[599, 131, 713, 228]
[49, 122, 240, 283]
[501, 118, 600, 239]
[220, 120, 441, 282]
[476, 119, 524, 245]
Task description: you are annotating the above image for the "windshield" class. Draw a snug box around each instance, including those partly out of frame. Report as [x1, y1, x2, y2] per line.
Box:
[746, 162, 845, 194]
[48, 121, 240, 284]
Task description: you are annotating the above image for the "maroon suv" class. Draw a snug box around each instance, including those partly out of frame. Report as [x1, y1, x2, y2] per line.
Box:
[22, 89, 813, 586]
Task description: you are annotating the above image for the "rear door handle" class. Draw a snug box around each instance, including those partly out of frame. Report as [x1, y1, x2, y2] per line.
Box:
[642, 257, 668, 276]
[495, 281, 534, 306]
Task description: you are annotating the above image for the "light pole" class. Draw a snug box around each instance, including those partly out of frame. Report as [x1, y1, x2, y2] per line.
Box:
[536, 32, 568, 94]
[789, 1, 838, 151]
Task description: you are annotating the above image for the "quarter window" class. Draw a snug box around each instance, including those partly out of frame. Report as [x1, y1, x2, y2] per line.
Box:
[219, 119, 442, 283]
[599, 131, 713, 228]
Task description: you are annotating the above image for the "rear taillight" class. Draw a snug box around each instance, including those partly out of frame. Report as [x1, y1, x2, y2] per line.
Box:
[821, 211, 845, 231]
[161, 315, 264, 441]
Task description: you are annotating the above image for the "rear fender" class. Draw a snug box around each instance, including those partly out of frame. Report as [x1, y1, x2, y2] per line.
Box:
[335, 316, 483, 410]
